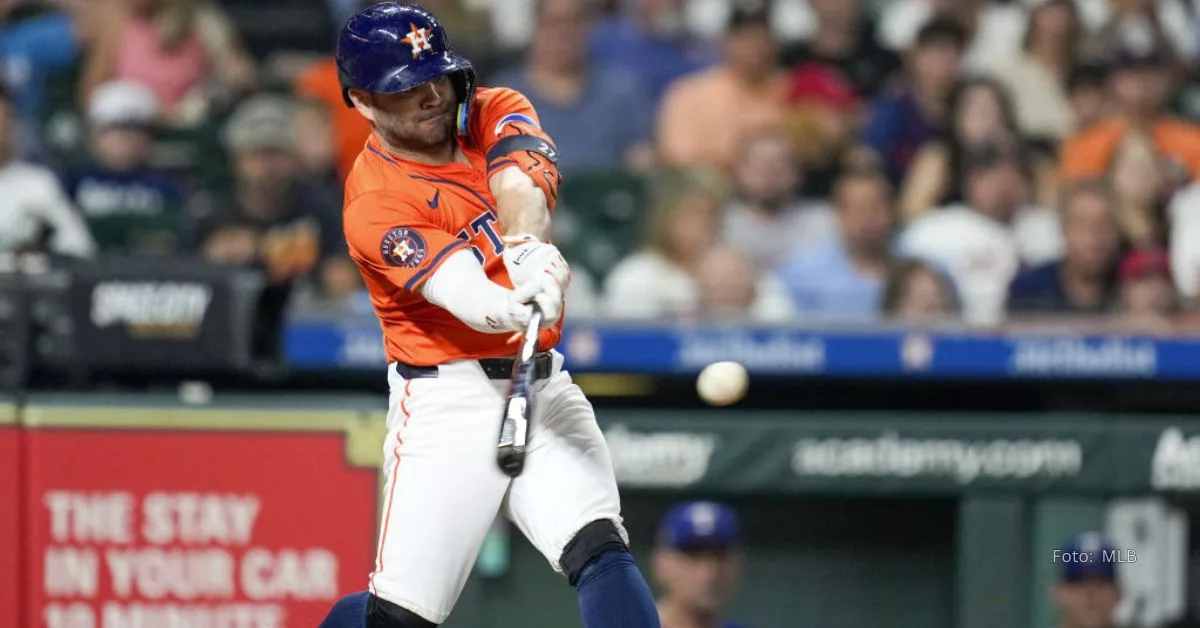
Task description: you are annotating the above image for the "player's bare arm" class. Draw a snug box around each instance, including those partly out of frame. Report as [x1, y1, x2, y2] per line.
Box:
[472, 90, 572, 292]
[491, 166, 551, 241]
[475, 89, 563, 244]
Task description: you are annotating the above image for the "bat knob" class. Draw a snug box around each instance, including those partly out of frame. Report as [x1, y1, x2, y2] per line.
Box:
[497, 445, 525, 478]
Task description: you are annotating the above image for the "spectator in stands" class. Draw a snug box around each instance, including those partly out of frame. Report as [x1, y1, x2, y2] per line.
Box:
[1169, 178, 1200, 304]
[590, 0, 714, 108]
[899, 77, 1056, 223]
[899, 143, 1062, 325]
[776, 168, 894, 321]
[697, 246, 795, 323]
[1052, 532, 1122, 628]
[0, 85, 94, 259]
[184, 95, 356, 358]
[0, 0, 98, 159]
[61, 81, 185, 256]
[652, 501, 747, 628]
[1007, 181, 1119, 316]
[657, 1, 786, 171]
[1117, 248, 1178, 333]
[880, 258, 957, 323]
[605, 173, 790, 322]
[989, 0, 1081, 148]
[1095, 0, 1198, 66]
[82, 0, 257, 126]
[875, 0, 956, 52]
[493, 0, 655, 175]
[722, 132, 836, 270]
[785, 62, 866, 198]
[1060, 38, 1200, 183]
[1109, 130, 1182, 249]
[1066, 64, 1110, 134]
[293, 99, 339, 189]
[860, 17, 966, 186]
[783, 0, 900, 100]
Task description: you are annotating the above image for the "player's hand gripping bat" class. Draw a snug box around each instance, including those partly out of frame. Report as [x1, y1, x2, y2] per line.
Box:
[496, 304, 543, 477]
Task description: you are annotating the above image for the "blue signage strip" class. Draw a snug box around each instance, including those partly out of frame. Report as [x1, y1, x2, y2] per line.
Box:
[284, 319, 1200, 380]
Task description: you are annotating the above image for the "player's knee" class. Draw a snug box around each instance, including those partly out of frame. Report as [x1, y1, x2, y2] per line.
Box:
[560, 519, 629, 586]
[366, 593, 439, 628]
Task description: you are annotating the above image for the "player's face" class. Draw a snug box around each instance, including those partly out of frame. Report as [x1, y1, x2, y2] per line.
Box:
[654, 547, 742, 613]
[358, 75, 456, 152]
[1053, 580, 1120, 628]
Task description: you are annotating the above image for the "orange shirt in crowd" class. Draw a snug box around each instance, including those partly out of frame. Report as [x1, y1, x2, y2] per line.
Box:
[656, 68, 788, 171]
[342, 87, 562, 366]
[1059, 117, 1200, 182]
[296, 58, 373, 182]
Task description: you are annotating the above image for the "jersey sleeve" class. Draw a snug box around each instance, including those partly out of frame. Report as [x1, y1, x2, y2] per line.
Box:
[344, 192, 471, 293]
[470, 87, 563, 209]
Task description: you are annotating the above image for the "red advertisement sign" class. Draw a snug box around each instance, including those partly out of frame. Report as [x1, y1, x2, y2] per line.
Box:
[24, 429, 378, 628]
[0, 424, 21, 628]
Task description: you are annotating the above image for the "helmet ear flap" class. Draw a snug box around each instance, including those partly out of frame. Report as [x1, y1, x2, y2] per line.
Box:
[451, 68, 476, 135]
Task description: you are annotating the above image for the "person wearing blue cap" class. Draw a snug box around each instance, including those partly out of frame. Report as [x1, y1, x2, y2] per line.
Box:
[652, 501, 748, 628]
[1052, 532, 1123, 628]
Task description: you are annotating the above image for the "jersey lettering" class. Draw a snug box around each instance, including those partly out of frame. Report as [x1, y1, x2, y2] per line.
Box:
[469, 213, 504, 255]
[455, 211, 503, 264]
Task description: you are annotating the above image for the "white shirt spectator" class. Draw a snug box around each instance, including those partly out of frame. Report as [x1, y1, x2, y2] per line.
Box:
[962, 2, 1029, 75]
[878, 0, 1026, 73]
[0, 161, 95, 258]
[603, 250, 794, 322]
[1169, 180, 1200, 300]
[990, 53, 1076, 140]
[898, 204, 1062, 325]
[722, 200, 837, 270]
[876, 0, 939, 51]
[565, 267, 601, 320]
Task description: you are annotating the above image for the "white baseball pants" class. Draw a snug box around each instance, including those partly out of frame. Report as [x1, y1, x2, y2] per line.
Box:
[368, 350, 627, 623]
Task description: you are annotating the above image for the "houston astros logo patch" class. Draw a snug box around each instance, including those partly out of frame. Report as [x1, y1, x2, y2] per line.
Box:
[381, 227, 427, 268]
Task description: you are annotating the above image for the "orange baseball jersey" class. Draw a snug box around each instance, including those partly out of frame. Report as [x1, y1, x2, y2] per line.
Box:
[343, 87, 564, 366]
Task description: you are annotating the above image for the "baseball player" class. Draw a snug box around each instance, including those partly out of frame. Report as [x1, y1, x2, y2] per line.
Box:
[1052, 532, 1125, 628]
[652, 501, 748, 628]
[318, 4, 660, 628]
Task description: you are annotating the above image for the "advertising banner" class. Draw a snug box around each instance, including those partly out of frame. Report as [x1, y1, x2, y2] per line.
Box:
[21, 405, 382, 628]
[599, 412, 1200, 496]
[66, 259, 263, 371]
[0, 401, 20, 628]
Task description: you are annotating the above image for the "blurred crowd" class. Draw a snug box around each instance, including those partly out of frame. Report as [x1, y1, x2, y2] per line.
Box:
[3, 0, 1200, 333]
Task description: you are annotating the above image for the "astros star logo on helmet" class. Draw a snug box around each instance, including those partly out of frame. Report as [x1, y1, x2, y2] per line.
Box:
[402, 23, 433, 59]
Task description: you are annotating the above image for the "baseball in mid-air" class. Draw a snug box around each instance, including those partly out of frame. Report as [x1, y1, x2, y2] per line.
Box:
[696, 361, 749, 406]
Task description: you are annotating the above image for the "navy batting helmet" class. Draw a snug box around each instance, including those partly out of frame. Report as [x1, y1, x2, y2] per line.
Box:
[336, 2, 476, 135]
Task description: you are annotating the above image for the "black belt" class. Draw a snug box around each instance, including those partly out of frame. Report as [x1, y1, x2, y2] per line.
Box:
[395, 352, 554, 380]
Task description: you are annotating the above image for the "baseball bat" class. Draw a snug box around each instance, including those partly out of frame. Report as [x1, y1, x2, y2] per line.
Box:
[496, 305, 542, 477]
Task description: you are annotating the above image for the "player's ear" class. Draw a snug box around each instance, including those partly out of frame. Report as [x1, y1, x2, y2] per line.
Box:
[348, 89, 376, 123]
